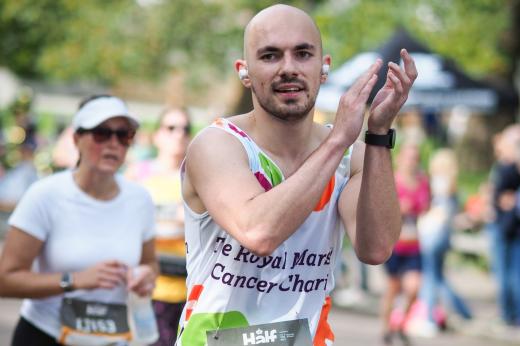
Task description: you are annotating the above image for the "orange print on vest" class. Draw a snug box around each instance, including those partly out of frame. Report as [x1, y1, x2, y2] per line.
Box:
[314, 175, 335, 212]
[213, 118, 224, 127]
[185, 284, 204, 321]
[313, 296, 335, 346]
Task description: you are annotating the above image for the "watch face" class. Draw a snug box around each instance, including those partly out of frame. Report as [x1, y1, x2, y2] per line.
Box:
[60, 273, 73, 291]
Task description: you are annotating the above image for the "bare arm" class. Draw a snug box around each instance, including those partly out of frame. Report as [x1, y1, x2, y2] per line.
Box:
[0, 201, 16, 213]
[139, 239, 159, 275]
[184, 61, 383, 257]
[339, 49, 417, 265]
[340, 142, 401, 265]
[0, 227, 128, 299]
[0, 227, 59, 298]
[186, 129, 349, 257]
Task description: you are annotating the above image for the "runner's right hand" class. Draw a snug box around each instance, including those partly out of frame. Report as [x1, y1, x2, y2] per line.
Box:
[332, 59, 382, 147]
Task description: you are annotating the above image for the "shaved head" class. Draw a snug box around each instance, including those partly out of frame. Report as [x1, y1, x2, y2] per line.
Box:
[237, 4, 328, 122]
[243, 4, 322, 60]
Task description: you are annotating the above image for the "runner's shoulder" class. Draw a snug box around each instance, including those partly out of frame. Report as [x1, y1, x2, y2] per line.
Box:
[186, 119, 249, 168]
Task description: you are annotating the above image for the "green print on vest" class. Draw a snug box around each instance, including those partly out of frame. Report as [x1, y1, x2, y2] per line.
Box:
[181, 311, 249, 345]
[258, 153, 283, 187]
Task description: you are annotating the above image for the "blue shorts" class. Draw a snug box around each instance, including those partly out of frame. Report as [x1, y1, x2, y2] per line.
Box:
[384, 252, 422, 276]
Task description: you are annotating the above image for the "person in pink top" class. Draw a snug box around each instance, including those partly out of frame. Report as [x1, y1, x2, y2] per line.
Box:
[381, 141, 430, 345]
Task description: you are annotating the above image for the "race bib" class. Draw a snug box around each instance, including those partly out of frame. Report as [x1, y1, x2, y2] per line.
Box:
[206, 319, 312, 346]
[59, 297, 132, 346]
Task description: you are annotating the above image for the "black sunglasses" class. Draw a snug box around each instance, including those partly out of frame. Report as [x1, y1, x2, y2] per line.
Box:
[77, 126, 136, 146]
[162, 125, 191, 134]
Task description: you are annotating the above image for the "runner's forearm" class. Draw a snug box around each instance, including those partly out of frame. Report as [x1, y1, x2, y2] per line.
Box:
[236, 134, 352, 256]
[355, 146, 401, 263]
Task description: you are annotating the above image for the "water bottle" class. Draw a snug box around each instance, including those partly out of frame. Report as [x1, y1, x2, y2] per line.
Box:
[127, 268, 159, 344]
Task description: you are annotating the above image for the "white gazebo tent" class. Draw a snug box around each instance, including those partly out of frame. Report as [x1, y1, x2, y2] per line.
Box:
[316, 29, 517, 114]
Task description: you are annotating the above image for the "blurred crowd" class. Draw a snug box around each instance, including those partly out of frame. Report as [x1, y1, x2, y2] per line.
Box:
[334, 121, 520, 344]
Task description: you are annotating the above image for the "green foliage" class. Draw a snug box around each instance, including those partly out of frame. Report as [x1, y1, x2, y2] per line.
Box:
[315, 0, 511, 77]
[0, 0, 141, 81]
[0, 0, 73, 78]
[149, 1, 242, 90]
[457, 170, 489, 203]
[447, 250, 490, 274]
[0, 0, 514, 86]
[232, 0, 326, 12]
[35, 111, 58, 137]
[0, 0, 243, 84]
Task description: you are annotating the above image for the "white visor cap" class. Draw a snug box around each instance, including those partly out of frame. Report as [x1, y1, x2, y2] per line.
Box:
[72, 96, 140, 130]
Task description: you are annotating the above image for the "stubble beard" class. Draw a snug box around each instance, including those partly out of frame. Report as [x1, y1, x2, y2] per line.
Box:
[252, 85, 317, 122]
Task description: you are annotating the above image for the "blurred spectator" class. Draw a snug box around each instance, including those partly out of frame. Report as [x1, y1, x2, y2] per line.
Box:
[421, 108, 445, 142]
[0, 119, 6, 174]
[11, 87, 38, 151]
[0, 137, 39, 212]
[381, 141, 430, 345]
[410, 148, 472, 337]
[453, 182, 494, 232]
[126, 130, 155, 165]
[332, 244, 371, 309]
[126, 107, 191, 345]
[488, 124, 520, 327]
[51, 126, 79, 171]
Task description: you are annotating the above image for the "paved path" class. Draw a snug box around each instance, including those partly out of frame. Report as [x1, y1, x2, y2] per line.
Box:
[328, 260, 520, 345]
[1, 296, 518, 346]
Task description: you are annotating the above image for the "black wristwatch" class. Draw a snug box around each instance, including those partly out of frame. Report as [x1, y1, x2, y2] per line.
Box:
[59, 272, 75, 292]
[364, 129, 396, 149]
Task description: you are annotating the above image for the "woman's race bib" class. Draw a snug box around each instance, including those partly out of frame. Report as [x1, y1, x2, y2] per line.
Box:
[59, 297, 132, 346]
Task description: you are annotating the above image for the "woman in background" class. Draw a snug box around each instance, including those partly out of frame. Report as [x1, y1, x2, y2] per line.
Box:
[415, 148, 472, 336]
[126, 107, 191, 345]
[0, 95, 157, 346]
[381, 142, 430, 345]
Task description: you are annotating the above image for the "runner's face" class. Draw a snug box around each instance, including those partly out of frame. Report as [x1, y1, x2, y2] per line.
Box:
[245, 13, 323, 122]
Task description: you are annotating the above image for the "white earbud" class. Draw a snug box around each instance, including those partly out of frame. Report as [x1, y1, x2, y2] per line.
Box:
[321, 64, 330, 76]
[238, 68, 249, 80]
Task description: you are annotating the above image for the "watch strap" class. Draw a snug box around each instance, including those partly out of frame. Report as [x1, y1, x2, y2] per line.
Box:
[60, 272, 74, 292]
[364, 129, 395, 149]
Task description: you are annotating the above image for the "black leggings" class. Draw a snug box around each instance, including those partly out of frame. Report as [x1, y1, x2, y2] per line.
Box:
[11, 317, 63, 346]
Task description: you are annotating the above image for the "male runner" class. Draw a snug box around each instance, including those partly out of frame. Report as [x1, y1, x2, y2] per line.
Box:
[177, 4, 417, 345]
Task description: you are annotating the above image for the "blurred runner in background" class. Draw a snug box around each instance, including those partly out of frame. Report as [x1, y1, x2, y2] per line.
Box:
[126, 107, 191, 345]
[0, 95, 157, 346]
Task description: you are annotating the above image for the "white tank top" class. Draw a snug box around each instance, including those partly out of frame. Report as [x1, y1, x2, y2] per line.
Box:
[177, 118, 352, 346]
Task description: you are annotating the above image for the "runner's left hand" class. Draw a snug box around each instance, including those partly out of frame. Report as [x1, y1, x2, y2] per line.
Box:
[127, 264, 156, 297]
[367, 49, 417, 134]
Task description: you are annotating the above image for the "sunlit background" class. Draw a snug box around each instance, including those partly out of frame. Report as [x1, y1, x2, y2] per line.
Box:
[1, 0, 520, 344]
[1, 0, 518, 184]
[0, 0, 518, 233]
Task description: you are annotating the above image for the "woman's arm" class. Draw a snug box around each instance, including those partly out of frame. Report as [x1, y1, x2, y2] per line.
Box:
[0, 227, 64, 298]
[0, 227, 129, 298]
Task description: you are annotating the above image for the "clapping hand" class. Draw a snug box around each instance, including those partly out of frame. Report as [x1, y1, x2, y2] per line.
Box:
[334, 59, 383, 146]
[368, 49, 418, 134]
